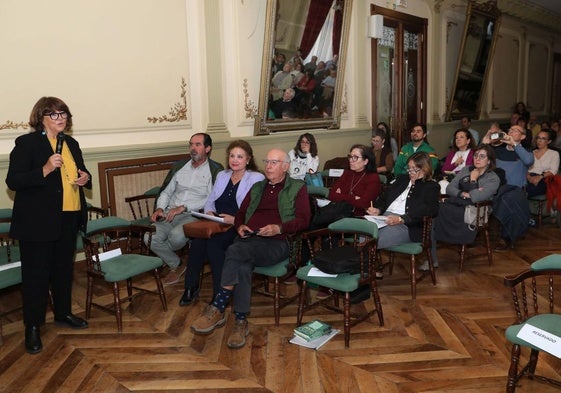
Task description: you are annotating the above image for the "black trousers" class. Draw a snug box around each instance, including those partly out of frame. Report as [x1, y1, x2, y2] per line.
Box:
[20, 211, 80, 326]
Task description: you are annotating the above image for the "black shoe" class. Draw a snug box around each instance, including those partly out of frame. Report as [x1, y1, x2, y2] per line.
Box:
[179, 287, 200, 306]
[25, 325, 43, 354]
[54, 314, 89, 329]
[494, 239, 512, 252]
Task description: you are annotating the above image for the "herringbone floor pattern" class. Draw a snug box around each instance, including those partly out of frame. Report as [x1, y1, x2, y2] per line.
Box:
[1, 219, 561, 392]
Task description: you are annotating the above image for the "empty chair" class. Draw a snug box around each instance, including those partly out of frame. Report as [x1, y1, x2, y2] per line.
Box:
[124, 186, 160, 226]
[0, 223, 21, 344]
[82, 225, 167, 332]
[503, 254, 561, 392]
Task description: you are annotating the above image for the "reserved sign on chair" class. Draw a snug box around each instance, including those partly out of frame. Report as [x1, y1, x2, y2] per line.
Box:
[517, 323, 561, 358]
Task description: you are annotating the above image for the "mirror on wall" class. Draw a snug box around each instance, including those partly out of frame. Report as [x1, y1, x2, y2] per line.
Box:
[446, 0, 501, 121]
[254, 0, 353, 135]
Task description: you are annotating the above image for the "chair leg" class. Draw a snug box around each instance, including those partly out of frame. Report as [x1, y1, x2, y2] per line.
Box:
[127, 278, 133, 301]
[112, 282, 123, 332]
[389, 252, 395, 276]
[273, 277, 280, 326]
[537, 200, 543, 227]
[344, 292, 351, 348]
[506, 344, 521, 393]
[153, 269, 167, 311]
[410, 255, 417, 300]
[484, 228, 493, 266]
[425, 249, 437, 286]
[86, 276, 93, 319]
[459, 245, 466, 273]
[370, 281, 384, 327]
[297, 281, 307, 326]
[528, 348, 539, 378]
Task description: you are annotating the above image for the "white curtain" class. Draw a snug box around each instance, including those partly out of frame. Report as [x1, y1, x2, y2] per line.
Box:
[303, 0, 335, 64]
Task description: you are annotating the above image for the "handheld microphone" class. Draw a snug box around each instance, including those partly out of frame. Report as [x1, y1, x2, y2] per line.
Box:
[55, 133, 65, 154]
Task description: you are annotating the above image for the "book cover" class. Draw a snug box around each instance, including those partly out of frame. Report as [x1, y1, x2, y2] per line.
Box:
[294, 319, 332, 341]
[290, 329, 340, 349]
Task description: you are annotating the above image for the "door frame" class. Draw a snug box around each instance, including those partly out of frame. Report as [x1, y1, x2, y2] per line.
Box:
[370, 5, 427, 148]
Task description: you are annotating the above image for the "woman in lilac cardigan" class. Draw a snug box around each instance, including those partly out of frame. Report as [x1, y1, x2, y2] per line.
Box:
[180, 140, 264, 306]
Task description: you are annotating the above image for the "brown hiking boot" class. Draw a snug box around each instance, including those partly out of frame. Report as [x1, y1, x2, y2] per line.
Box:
[227, 319, 249, 349]
[191, 305, 226, 335]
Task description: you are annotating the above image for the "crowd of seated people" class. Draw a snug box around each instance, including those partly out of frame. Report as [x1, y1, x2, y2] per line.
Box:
[268, 48, 340, 119]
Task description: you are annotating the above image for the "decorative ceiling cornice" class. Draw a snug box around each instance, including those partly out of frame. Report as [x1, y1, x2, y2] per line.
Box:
[1, 120, 29, 131]
[497, 0, 561, 34]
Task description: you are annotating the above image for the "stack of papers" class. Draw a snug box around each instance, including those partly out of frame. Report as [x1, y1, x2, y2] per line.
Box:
[294, 319, 332, 341]
[364, 215, 388, 229]
[290, 329, 340, 349]
[190, 211, 225, 223]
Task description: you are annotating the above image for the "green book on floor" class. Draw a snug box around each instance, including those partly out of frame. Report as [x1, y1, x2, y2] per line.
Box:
[294, 320, 332, 341]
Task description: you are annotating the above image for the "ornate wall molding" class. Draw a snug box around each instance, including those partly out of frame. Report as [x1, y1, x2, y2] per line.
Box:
[147, 77, 188, 123]
[340, 84, 348, 115]
[1, 120, 29, 131]
[243, 78, 257, 119]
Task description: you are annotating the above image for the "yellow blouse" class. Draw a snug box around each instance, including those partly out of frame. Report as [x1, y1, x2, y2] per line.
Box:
[49, 137, 81, 211]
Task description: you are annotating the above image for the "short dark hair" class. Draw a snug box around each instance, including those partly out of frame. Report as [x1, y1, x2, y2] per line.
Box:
[29, 96, 73, 133]
[192, 132, 212, 148]
[452, 128, 476, 151]
[350, 144, 376, 173]
[474, 144, 496, 171]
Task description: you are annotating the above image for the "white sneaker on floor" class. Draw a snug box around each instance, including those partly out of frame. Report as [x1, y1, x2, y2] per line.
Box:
[419, 260, 438, 272]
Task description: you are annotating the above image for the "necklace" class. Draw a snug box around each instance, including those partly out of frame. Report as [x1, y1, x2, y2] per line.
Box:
[349, 171, 366, 196]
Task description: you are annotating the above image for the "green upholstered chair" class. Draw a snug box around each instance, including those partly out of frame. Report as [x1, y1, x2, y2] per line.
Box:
[0, 222, 21, 344]
[76, 205, 130, 252]
[0, 208, 12, 223]
[387, 216, 436, 299]
[124, 186, 160, 226]
[252, 233, 302, 326]
[82, 225, 167, 332]
[503, 254, 561, 392]
[295, 218, 384, 348]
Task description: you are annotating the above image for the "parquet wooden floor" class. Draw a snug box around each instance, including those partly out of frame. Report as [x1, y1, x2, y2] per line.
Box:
[1, 218, 561, 392]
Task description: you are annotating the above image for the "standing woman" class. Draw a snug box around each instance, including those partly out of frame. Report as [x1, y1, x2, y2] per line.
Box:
[180, 140, 264, 306]
[6, 97, 91, 354]
[288, 133, 320, 180]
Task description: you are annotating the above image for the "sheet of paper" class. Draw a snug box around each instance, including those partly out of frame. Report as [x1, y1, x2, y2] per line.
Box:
[517, 323, 561, 358]
[316, 198, 331, 208]
[0, 261, 21, 272]
[98, 248, 122, 262]
[290, 329, 340, 349]
[328, 169, 344, 177]
[190, 211, 225, 223]
[307, 266, 337, 277]
[364, 215, 388, 229]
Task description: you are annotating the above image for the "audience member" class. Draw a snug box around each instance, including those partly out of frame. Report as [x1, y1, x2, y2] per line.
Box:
[328, 144, 382, 216]
[270, 63, 294, 101]
[460, 116, 480, 145]
[442, 129, 475, 175]
[271, 52, 285, 75]
[270, 88, 297, 119]
[180, 140, 264, 306]
[291, 63, 304, 86]
[514, 101, 530, 122]
[393, 123, 439, 176]
[434, 145, 500, 266]
[366, 152, 440, 275]
[482, 123, 533, 188]
[190, 149, 311, 349]
[304, 55, 318, 72]
[371, 128, 394, 177]
[377, 121, 398, 161]
[288, 133, 319, 180]
[526, 130, 559, 198]
[149, 133, 224, 285]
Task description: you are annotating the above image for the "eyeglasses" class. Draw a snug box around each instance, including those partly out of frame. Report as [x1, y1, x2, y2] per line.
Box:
[536, 136, 549, 140]
[300, 140, 310, 145]
[262, 159, 287, 166]
[347, 155, 362, 162]
[406, 167, 421, 174]
[44, 111, 68, 120]
[474, 153, 488, 159]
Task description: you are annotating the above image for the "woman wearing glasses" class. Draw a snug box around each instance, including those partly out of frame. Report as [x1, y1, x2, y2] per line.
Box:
[526, 130, 559, 198]
[288, 133, 319, 181]
[6, 97, 91, 354]
[366, 152, 440, 265]
[434, 145, 500, 261]
[328, 144, 382, 216]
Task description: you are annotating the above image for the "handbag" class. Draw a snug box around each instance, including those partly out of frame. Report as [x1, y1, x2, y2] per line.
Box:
[305, 172, 324, 187]
[463, 204, 488, 231]
[312, 245, 364, 274]
[310, 201, 354, 229]
[183, 220, 232, 239]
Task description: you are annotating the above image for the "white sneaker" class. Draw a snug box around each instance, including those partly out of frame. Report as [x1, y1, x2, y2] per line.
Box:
[419, 260, 438, 272]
